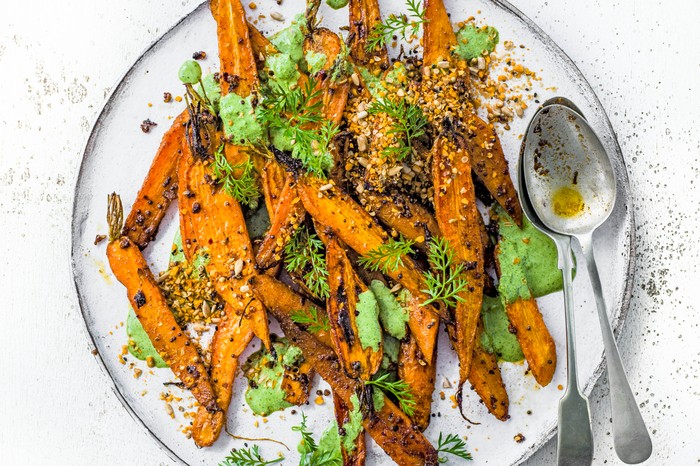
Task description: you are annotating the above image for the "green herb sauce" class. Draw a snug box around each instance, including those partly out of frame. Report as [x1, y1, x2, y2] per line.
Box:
[265, 52, 301, 90]
[305, 50, 327, 75]
[455, 24, 500, 61]
[242, 339, 303, 416]
[496, 209, 567, 304]
[126, 307, 168, 367]
[325, 0, 349, 9]
[270, 14, 306, 66]
[370, 280, 409, 340]
[356, 289, 382, 351]
[381, 334, 401, 370]
[358, 67, 386, 100]
[480, 295, 524, 362]
[341, 394, 363, 452]
[195, 73, 222, 113]
[219, 92, 265, 144]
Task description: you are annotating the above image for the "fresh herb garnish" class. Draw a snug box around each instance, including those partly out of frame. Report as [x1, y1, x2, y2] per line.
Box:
[358, 237, 415, 273]
[436, 432, 473, 463]
[422, 237, 469, 308]
[284, 225, 330, 299]
[295, 412, 343, 466]
[212, 145, 260, 209]
[219, 445, 283, 466]
[292, 412, 317, 455]
[290, 307, 331, 334]
[368, 98, 428, 160]
[260, 80, 338, 177]
[366, 373, 416, 416]
[366, 0, 427, 52]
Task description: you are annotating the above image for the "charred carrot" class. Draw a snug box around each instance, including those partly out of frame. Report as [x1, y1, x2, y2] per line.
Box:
[467, 317, 509, 421]
[432, 134, 484, 387]
[297, 176, 440, 362]
[326, 237, 383, 380]
[106, 194, 219, 414]
[398, 333, 436, 431]
[191, 303, 254, 446]
[123, 110, 187, 249]
[210, 0, 258, 96]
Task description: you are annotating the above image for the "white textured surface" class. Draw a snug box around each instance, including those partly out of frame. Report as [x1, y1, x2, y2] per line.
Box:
[0, 1, 698, 465]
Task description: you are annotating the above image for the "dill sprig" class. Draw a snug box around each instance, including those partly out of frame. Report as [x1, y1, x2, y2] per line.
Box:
[436, 433, 473, 463]
[290, 307, 330, 334]
[212, 145, 260, 209]
[295, 412, 343, 466]
[292, 412, 317, 455]
[368, 98, 428, 161]
[358, 237, 415, 273]
[366, 373, 416, 416]
[259, 80, 338, 177]
[422, 237, 469, 308]
[366, 0, 427, 52]
[219, 445, 283, 466]
[284, 225, 330, 299]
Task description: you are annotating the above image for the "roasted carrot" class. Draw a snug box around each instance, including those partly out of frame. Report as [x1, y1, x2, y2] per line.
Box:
[421, 0, 522, 226]
[270, 304, 439, 466]
[326, 238, 383, 380]
[349, 0, 389, 67]
[251, 273, 333, 348]
[210, 0, 258, 96]
[259, 158, 288, 216]
[251, 274, 439, 464]
[333, 393, 367, 466]
[256, 173, 306, 270]
[467, 318, 509, 421]
[504, 296, 556, 386]
[432, 134, 484, 387]
[297, 176, 440, 361]
[248, 23, 277, 68]
[106, 194, 219, 414]
[191, 303, 255, 446]
[464, 115, 523, 226]
[363, 192, 440, 252]
[422, 0, 458, 66]
[398, 334, 436, 431]
[178, 146, 270, 348]
[122, 110, 187, 249]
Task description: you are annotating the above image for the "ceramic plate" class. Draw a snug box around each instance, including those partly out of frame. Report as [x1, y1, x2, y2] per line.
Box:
[71, 1, 634, 464]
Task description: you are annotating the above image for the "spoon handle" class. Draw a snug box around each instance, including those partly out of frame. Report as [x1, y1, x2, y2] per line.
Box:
[556, 236, 593, 466]
[576, 233, 653, 464]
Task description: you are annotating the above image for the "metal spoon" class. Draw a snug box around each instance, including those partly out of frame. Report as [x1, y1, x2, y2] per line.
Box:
[521, 102, 653, 464]
[518, 116, 593, 466]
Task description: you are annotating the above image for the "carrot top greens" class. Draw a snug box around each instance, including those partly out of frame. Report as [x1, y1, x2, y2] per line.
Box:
[259, 80, 339, 178]
[283, 225, 330, 299]
[218, 445, 284, 466]
[368, 98, 429, 160]
[422, 237, 469, 308]
[358, 236, 415, 273]
[366, 0, 426, 52]
[212, 145, 260, 209]
[290, 307, 331, 333]
[365, 372, 416, 416]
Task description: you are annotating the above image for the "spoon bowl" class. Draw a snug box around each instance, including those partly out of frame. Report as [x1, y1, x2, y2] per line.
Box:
[522, 104, 616, 236]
